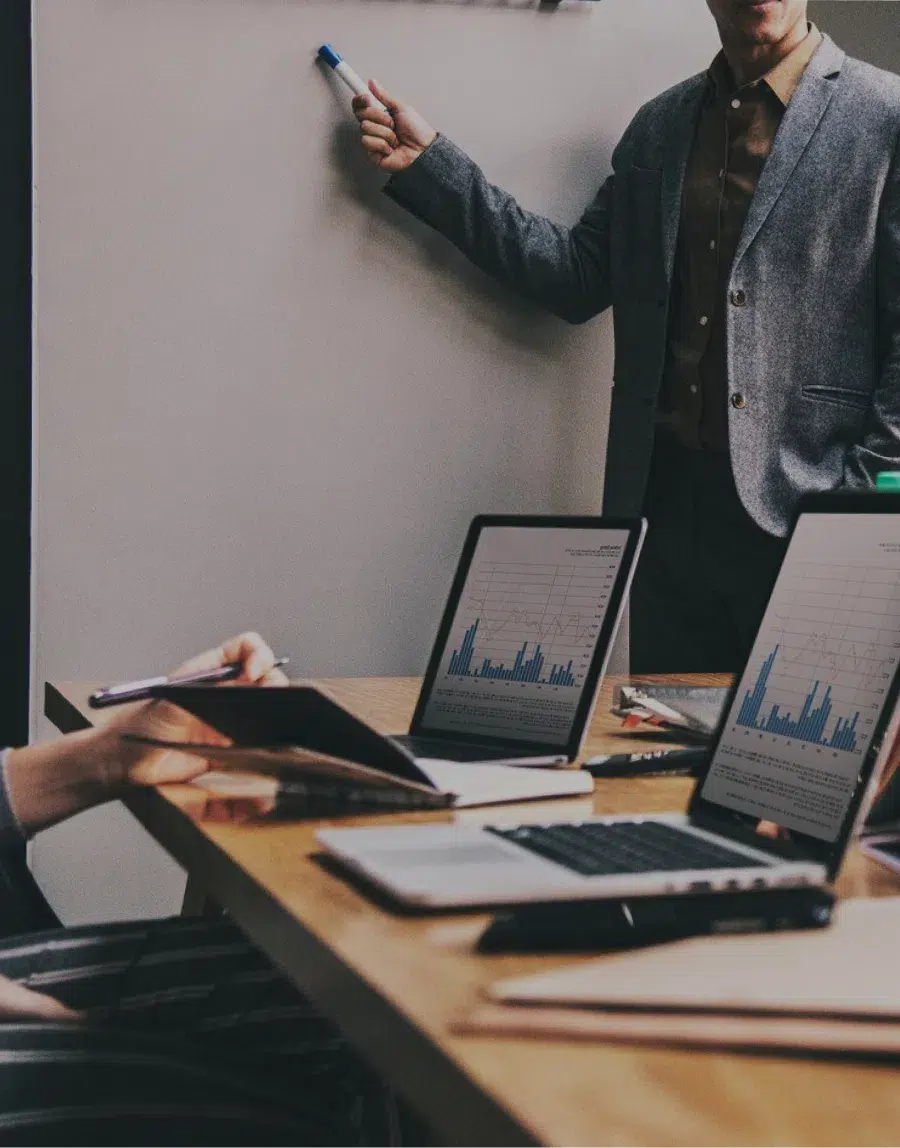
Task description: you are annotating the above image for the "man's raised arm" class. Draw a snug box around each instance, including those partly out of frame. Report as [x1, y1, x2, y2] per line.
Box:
[353, 79, 617, 324]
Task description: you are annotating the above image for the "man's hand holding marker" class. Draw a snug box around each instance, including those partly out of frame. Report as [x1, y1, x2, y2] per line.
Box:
[317, 43, 436, 174]
[352, 78, 437, 174]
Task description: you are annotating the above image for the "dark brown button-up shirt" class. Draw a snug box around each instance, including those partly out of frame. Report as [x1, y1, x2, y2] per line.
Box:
[658, 24, 823, 451]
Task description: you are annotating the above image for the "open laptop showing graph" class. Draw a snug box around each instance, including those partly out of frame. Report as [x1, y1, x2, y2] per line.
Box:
[318, 493, 900, 908]
[389, 515, 647, 767]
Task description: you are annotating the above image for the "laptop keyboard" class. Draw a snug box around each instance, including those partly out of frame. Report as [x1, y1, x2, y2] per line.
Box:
[392, 735, 520, 762]
[486, 821, 769, 877]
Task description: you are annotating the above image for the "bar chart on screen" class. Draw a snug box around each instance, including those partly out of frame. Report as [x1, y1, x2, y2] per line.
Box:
[700, 514, 900, 842]
[729, 559, 900, 764]
[736, 645, 861, 751]
[420, 525, 631, 743]
[445, 558, 616, 690]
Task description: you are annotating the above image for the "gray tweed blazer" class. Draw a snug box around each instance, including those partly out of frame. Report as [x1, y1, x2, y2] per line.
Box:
[385, 35, 900, 536]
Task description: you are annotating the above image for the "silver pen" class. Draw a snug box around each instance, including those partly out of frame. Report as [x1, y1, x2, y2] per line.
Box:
[88, 657, 290, 708]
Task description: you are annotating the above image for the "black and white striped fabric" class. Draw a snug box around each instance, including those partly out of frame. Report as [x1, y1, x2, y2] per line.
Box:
[0, 916, 400, 1146]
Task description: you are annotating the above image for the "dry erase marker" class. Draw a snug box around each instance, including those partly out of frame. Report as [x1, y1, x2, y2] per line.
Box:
[317, 43, 388, 112]
[89, 658, 290, 708]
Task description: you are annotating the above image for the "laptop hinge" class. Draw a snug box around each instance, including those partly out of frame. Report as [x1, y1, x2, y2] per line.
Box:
[688, 810, 810, 864]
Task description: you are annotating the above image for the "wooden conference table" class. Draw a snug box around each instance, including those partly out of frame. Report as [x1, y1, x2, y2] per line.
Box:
[46, 675, 900, 1147]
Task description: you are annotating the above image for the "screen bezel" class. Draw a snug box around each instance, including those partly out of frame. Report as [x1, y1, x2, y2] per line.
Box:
[409, 514, 646, 760]
[687, 492, 900, 878]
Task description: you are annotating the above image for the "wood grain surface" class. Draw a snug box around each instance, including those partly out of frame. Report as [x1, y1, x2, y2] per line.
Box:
[45, 676, 900, 1147]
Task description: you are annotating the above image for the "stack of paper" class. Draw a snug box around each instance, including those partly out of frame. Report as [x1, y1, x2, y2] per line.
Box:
[459, 899, 900, 1056]
[611, 684, 728, 740]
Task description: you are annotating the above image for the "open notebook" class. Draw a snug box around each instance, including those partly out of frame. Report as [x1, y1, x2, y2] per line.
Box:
[127, 683, 592, 812]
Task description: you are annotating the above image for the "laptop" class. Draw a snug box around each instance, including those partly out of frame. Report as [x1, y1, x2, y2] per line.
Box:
[388, 515, 646, 767]
[317, 493, 900, 908]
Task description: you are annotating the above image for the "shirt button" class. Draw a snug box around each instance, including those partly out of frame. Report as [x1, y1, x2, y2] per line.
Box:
[719, 169, 726, 180]
[709, 240, 716, 250]
[689, 385, 699, 394]
[730, 288, 747, 306]
[731, 393, 747, 409]
[731, 98, 741, 109]
[699, 315, 709, 326]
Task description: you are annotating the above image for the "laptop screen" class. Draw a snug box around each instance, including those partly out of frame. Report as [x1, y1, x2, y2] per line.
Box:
[698, 508, 900, 847]
[413, 520, 641, 752]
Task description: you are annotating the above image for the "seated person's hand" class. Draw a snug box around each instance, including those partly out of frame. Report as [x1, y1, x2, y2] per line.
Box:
[104, 632, 289, 789]
[352, 80, 437, 173]
[0, 971, 82, 1023]
[5, 634, 287, 838]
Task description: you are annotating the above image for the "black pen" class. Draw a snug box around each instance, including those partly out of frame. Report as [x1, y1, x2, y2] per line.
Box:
[88, 658, 290, 708]
[583, 746, 709, 777]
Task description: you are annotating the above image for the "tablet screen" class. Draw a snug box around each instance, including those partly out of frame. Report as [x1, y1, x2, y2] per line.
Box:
[417, 524, 633, 746]
[699, 512, 900, 842]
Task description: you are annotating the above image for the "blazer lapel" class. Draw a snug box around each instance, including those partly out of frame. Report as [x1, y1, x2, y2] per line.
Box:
[662, 79, 706, 284]
[733, 36, 845, 268]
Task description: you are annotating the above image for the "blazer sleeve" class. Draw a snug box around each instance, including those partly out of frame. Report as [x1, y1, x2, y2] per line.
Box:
[383, 134, 617, 325]
[844, 125, 900, 487]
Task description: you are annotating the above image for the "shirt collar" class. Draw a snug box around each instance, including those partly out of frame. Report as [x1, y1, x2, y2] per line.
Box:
[707, 22, 823, 107]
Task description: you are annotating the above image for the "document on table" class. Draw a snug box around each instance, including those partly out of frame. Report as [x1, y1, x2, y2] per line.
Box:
[456, 899, 900, 1056]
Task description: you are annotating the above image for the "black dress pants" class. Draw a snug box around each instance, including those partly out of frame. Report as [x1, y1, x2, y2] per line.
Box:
[630, 438, 788, 674]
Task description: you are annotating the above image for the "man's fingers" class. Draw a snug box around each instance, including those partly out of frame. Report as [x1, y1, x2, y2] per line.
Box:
[172, 645, 227, 677]
[0, 980, 84, 1023]
[353, 98, 393, 130]
[172, 632, 279, 684]
[362, 136, 393, 159]
[369, 78, 398, 112]
[361, 120, 399, 149]
[220, 632, 277, 682]
[21, 988, 83, 1022]
[129, 748, 211, 787]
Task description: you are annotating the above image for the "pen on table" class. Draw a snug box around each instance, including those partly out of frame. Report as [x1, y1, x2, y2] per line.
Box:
[88, 658, 290, 709]
[583, 747, 709, 778]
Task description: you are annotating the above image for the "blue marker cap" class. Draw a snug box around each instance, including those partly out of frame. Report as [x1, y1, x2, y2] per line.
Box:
[317, 44, 342, 69]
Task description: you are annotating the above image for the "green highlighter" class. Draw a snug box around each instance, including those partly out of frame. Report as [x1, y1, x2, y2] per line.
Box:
[876, 471, 900, 491]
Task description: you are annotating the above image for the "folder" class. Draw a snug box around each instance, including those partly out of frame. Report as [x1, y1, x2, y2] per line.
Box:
[126, 683, 591, 813]
[456, 899, 900, 1057]
[456, 1004, 900, 1057]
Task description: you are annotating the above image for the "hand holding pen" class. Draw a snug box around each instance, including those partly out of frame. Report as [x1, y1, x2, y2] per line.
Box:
[91, 633, 290, 792]
[90, 639, 289, 708]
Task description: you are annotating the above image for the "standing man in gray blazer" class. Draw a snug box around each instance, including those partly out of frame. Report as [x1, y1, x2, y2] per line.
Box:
[351, 0, 900, 673]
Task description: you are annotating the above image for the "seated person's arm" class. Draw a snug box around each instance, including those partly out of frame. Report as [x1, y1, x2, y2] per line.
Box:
[3, 632, 287, 838]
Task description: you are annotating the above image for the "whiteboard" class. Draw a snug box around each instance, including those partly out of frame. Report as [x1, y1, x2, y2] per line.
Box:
[31, 0, 718, 920]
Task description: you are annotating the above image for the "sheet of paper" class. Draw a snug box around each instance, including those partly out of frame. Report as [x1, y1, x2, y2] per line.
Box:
[417, 759, 593, 807]
[492, 898, 900, 1018]
[456, 1003, 900, 1056]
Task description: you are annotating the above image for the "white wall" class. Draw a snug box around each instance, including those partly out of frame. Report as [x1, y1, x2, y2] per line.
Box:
[30, 0, 720, 922]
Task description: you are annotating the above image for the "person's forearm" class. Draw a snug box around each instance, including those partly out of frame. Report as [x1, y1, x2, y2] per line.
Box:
[5, 726, 127, 836]
[384, 135, 614, 324]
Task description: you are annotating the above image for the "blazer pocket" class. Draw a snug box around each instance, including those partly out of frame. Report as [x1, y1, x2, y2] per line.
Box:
[802, 385, 870, 411]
